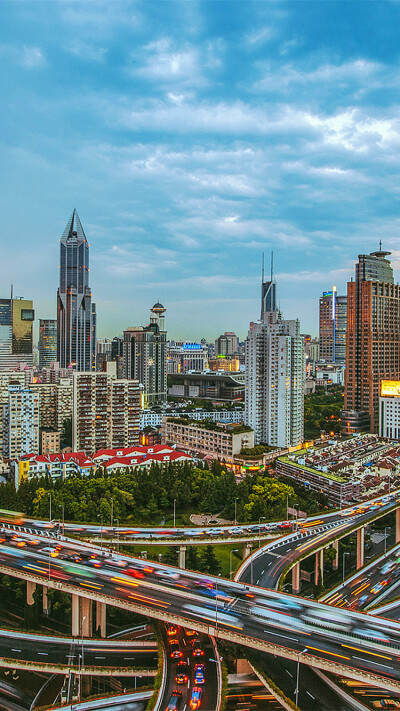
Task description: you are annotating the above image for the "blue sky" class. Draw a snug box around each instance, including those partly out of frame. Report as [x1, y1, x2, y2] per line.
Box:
[1, 1, 400, 341]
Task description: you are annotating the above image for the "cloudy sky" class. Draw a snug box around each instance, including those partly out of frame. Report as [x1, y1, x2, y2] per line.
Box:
[1, 1, 400, 341]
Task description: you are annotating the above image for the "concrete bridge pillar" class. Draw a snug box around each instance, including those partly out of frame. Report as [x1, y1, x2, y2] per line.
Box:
[178, 545, 187, 569]
[242, 542, 252, 560]
[396, 508, 400, 544]
[332, 540, 339, 570]
[26, 580, 36, 606]
[72, 594, 80, 637]
[43, 586, 49, 615]
[292, 563, 300, 594]
[357, 527, 365, 570]
[81, 597, 93, 637]
[314, 549, 324, 586]
[96, 601, 107, 638]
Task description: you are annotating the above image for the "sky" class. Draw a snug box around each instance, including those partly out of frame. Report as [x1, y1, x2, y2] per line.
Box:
[1, 1, 400, 342]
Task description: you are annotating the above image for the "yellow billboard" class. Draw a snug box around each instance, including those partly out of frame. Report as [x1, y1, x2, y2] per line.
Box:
[381, 380, 400, 397]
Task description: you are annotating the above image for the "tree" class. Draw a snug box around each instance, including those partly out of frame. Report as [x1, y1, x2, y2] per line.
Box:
[199, 545, 221, 575]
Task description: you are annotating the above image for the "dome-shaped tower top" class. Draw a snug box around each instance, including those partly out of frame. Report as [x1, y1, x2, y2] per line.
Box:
[151, 302, 166, 315]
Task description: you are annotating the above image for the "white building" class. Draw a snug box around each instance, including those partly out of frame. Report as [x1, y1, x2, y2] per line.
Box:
[3, 383, 39, 458]
[140, 407, 244, 429]
[245, 277, 304, 447]
[379, 380, 400, 439]
[167, 342, 208, 374]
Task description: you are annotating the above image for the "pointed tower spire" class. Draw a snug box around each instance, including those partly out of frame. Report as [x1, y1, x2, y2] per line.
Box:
[62, 209, 87, 241]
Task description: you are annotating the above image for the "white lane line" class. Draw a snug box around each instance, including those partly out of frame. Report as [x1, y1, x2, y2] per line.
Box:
[11, 649, 21, 653]
[261, 569, 265, 575]
[353, 656, 393, 670]
[306, 691, 315, 699]
[285, 670, 293, 677]
[264, 630, 298, 643]
[37, 652, 48, 656]
[95, 656, 106, 659]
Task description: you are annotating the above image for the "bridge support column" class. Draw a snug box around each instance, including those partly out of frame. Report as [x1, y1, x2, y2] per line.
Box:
[314, 549, 324, 586]
[292, 563, 300, 594]
[81, 597, 93, 637]
[178, 546, 186, 569]
[43, 586, 49, 615]
[72, 594, 80, 636]
[96, 601, 106, 638]
[357, 527, 365, 570]
[396, 508, 400, 544]
[242, 542, 252, 560]
[27, 580, 36, 606]
[332, 540, 339, 570]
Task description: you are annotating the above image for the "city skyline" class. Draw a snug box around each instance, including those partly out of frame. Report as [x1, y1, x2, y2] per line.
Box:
[2, 1, 400, 339]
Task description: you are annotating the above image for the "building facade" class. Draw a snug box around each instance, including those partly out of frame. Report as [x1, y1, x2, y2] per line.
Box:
[162, 416, 254, 463]
[123, 303, 167, 406]
[379, 380, 400, 439]
[30, 377, 73, 432]
[215, 332, 239, 356]
[245, 278, 304, 447]
[167, 342, 208, 374]
[57, 209, 96, 371]
[168, 371, 245, 401]
[3, 383, 39, 458]
[0, 296, 34, 370]
[342, 248, 400, 434]
[38, 319, 57, 369]
[319, 288, 347, 365]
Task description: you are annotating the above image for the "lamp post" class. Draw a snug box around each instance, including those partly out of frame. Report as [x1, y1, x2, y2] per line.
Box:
[81, 615, 86, 687]
[47, 491, 52, 523]
[215, 573, 221, 630]
[234, 497, 238, 526]
[384, 526, 390, 554]
[173, 499, 176, 528]
[295, 648, 307, 707]
[258, 517, 266, 548]
[59, 503, 65, 538]
[230, 549, 239, 579]
[342, 551, 350, 582]
[110, 497, 114, 527]
[293, 504, 299, 531]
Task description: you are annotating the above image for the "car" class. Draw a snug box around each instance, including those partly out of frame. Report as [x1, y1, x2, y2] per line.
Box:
[167, 624, 178, 636]
[175, 660, 189, 684]
[165, 690, 182, 710]
[373, 701, 400, 708]
[184, 628, 196, 637]
[192, 639, 204, 657]
[169, 639, 183, 659]
[194, 663, 205, 684]
[189, 686, 203, 710]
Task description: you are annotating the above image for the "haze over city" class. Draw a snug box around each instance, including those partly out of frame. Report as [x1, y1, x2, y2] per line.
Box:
[1, 1, 400, 339]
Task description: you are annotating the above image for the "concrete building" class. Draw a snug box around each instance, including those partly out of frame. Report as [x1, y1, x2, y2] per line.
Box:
[208, 357, 240, 372]
[30, 378, 73, 432]
[245, 275, 304, 447]
[72, 363, 141, 454]
[57, 209, 96, 371]
[379, 380, 400, 439]
[111, 336, 124, 378]
[38, 319, 57, 369]
[123, 303, 167, 406]
[319, 288, 347, 365]
[342, 247, 400, 434]
[167, 342, 208, 374]
[41, 431, 61, 455]
[0, 371, 26, 447]
[162, 416, 254, 463]
[215, 332, 239, 356]
[168, 371, 245, 401]
[315, 363, 345, 386]
[3, 383, 39, 458]
[140, 407, 244, 429]
[0, 296, 34, 370]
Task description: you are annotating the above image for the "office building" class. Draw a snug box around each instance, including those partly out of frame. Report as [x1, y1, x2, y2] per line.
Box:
[342, 247, 400, 434]
[0, 296, 34, 370]
[215, 332, 239, 356]
[379, 380, 400, 439]
[123, 303, 167, 406]
[208, 357, 240, 372]
[167, 342, 208, 374]
[245, 274, 304, 447]
[57, 209, 96, 371]
[38, 319, 57, 369]
[72, 363, 142, 454]
[111, 336, 124, 378]
[319, 288, 347, 365]
[3, 383, 39, 458]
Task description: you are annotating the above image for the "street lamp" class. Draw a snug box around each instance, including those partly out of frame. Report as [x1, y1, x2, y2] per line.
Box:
[173, 499, 176, 528]
[215, 573, 222, 629]
[258, 517, 266, 548]
[47, 491, 52, 523]
[342, 551, 350, 582]
[97, 513, 103, 551]
[230, 549, 239, 579]
[59, 503, 65, 538]
[384, 526, 390, 554]
[295, 648, 307, 707]
[110, 497, 114, 527]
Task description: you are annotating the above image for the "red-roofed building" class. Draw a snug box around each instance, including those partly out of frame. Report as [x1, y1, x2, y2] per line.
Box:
[15, 451, 96, 486]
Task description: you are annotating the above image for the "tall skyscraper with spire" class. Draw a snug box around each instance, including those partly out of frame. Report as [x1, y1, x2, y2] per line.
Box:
[57, 210, 96, 371]
[245, 256, 304, 447]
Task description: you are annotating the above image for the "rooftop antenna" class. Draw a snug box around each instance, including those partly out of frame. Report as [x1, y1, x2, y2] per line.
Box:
[10, 283, 13, 301]
[262, 252, 264, 283]
[271, 251, 274, 282]
[379, 239, 382, 251]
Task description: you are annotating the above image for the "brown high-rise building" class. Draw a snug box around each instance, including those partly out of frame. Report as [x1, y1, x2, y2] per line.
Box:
[342, 247, 400, 434]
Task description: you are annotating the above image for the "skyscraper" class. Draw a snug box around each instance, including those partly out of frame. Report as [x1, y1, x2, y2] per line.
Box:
[319, 288, 347, 365]
[123, 303, 167, 406]
[57, 210, 96, 371]
[38, 319, 57, 369]
[0, 296, 34, 370]
[342, 247, 400, 434]
[245, 271, 304, 447]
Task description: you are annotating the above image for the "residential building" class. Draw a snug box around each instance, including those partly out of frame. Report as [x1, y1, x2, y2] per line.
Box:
[111, 336, 124, 378]
[140, 407, 244, 429]
[379, 380, 400, 439]
[0, 295, 34, 370]
[215, 332, 239, 356]
[57, 209, 96, 371]
[123, 303, 167, 406]
[162, 416, 254, 463]
[3, 383, 39, 458]
[319, 288, 347, 365]
[245, 275, 304, 447]
[40, 360, 73, 383]
[0, 371, 27, 448]
[41, 431, 61, 455]
[168, 371, 245, 401]
[342, 246, 400, 434]
[96, 339, 112, 371]
[72, 363, 141, 454]
[30, 377, 73, 431]
[167, 342, 208, 374]
[315, 363, 345, 386]
[38, 319, 57, 369]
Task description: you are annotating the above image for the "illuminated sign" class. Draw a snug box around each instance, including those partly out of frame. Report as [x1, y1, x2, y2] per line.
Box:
[381, 380, 400, 397]
[182, 343, 202, 350]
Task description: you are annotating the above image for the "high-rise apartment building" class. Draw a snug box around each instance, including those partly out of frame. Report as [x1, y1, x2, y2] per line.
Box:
[319, 288, 347, 365]
[57, 209, 96, 371]
[245, 277, 304, 447]
[342, 247, 400, 434]
[30, 378, 73, 432]
[215, 332, 239, 356]
[0, 372, 26, 447]
[123, 303, 167, 406]
[72, 363, 141, 454]
[111, 337, 124, 378]
[3, 383, 39, 458]
[0, 296, 34, 370]
[38, 319, 57, 369]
